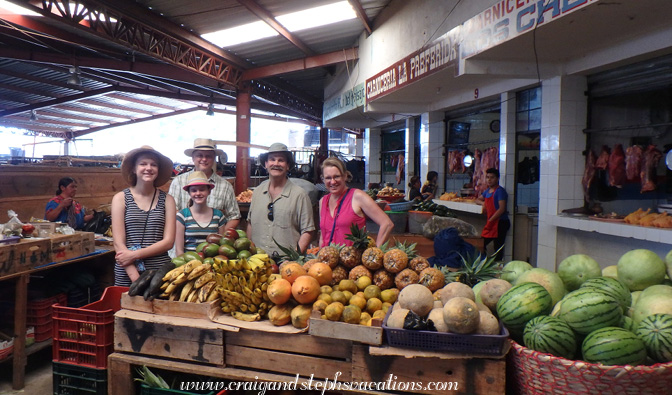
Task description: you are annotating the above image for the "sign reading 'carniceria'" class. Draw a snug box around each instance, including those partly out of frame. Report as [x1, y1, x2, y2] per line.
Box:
[365, 32, 459, 102]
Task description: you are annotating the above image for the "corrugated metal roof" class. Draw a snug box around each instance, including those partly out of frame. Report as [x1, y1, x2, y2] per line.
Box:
[0, 0, 393, 136]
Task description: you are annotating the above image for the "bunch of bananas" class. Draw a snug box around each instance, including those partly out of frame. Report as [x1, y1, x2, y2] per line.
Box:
[158, 260, 219, 303]
[213, 253, 274, 322]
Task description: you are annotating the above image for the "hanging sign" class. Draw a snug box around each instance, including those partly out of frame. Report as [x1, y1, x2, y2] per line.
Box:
[323, 83, 366, 121]
[365, 31, 459, 102]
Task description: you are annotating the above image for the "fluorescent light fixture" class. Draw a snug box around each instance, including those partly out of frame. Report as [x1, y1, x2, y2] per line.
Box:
[0, 0, 40, 16]
[202, 1, 356, 48]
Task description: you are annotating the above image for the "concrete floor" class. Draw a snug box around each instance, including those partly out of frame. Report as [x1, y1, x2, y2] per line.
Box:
[0, 347, 53, 395]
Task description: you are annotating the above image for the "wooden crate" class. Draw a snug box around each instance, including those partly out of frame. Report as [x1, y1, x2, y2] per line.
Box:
[352, 344, 506, 395]
[50, 233, 83, 263]
[114, 309, 224, 365]
[120, 292, 218, 319]
[309, 317, 383, 345]
[0, 238, 51, 277]
[79, 231, 95, 255]
[29, 221, 65, 236]
[225, 329, 353, 381]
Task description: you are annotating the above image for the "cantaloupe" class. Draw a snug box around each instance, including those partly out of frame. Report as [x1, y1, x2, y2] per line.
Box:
[398, 284, 434, 317]
[427, 308, 448, 332]
[443, 297, 480, 334]
[439, 282, 475, 304]
[387, 308, 410, 329]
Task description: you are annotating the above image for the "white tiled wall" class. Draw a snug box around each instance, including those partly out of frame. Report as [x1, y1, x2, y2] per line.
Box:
[364, 127, 382, 186]
[537, 75, 588, 270]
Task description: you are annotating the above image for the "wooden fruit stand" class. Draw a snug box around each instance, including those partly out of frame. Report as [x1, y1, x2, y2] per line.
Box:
[109, 295, 507, 395]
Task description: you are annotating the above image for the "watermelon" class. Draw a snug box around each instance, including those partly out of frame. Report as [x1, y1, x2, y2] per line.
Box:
[636, 313, 672, 362]
[582, 327, 647, 365]
[558, 288, 622, 335]
[580, 277, 632, 314]
[620, 315, 638, 333]
[496, 282, 552, 335]
[523, 315, 577, 359]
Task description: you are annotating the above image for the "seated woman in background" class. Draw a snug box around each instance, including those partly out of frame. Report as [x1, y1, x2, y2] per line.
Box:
[175, 171, 227, 256]
[45, 177, 94, 229]
[319, 157, 393, 247]
[111, 146, 176, 286]
[408, 176, 423, 201]
[421, 171, 439, 200]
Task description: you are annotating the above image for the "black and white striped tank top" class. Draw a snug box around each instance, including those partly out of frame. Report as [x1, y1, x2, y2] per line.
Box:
[114, 188, 171, 286]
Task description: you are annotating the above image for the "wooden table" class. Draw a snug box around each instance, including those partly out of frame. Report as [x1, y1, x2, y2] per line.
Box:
[0, 248, 115, 390]
[109, 309, 507, 394]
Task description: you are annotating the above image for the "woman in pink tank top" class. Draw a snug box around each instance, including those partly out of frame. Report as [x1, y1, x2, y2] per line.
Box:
[319, 158, 393, 247]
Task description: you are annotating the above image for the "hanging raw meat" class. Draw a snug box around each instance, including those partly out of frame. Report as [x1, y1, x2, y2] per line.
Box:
[395, 154, 405, 185]
[473, 149, 484, 194]
[625, 145, 643, 182]
[582, 149, 597, 202]
[594, 145, 610, 170]
[640, 145, 662, 193]
[482, 147, 499, 171]
[607, 144, 626, 187]
[455, 151, 466, 174]
[447, 150, 456, 174]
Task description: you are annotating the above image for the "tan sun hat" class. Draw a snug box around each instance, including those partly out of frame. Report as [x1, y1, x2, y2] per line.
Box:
[184, 138, 225, 158]
[121, 145, 173, 187]
[259, 142, 294, 168]
[182, 171, 214, 191]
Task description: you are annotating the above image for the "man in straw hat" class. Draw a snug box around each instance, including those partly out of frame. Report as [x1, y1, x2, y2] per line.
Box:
[247, 142, 315, 255]
[169, 138, 240, 231]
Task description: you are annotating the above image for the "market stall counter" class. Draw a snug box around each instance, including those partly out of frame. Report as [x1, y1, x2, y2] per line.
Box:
[0, 232, 114, 390]
[108, 291, 507, 395]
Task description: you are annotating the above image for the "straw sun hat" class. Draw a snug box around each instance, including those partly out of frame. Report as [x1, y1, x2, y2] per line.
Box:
[184, 138, 225, 158]
[121, 145, 173, 187]
[182, 171, 215, 191]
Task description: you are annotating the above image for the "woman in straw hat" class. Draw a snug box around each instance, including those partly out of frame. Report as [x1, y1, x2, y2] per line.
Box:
[175, 171, 227, 256]
[111, 146, 176, 286]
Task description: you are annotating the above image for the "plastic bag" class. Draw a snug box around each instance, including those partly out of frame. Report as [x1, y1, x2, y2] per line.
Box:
[403, 311, 437, 331]
[2, 210, 24, 236]
[422, 216, 478, 240]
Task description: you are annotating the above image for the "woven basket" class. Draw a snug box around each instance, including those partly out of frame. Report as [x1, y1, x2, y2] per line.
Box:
[508, 340, 672, 395]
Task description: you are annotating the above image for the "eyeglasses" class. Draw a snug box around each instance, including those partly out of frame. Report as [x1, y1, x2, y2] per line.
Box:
[267, 202, 274, 221]
[322, 175, 342, 182]
[194, 153, 215, 160]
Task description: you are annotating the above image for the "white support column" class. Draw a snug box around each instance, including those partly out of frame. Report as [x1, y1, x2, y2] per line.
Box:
[364, 127, 382, 187]
[421, 111, 445, 192]
[404, 117, 416, 196]
[537, 76, 588, 270]
[500, 91, 516, 262]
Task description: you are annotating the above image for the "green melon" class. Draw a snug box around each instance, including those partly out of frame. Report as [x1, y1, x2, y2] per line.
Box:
[523, 315, 577, 359]
[632, 285, 672, 323]
[515, 268, 566, 307]
[581, 277, 632, 314]
[500, 260, 533, 284]
[617, 249, 666, 291]
[558, 288, 622, 335]
[582, 327, 647, 366]
[636, 313, 672, 362]
[558, 254, 602, 291]
[496, 282, 552, 336]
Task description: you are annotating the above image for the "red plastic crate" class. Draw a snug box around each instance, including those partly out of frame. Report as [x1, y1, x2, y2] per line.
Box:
[35, 324, 53, 342]
[52, 286, 128, 369]
[26, 293, 67, 319]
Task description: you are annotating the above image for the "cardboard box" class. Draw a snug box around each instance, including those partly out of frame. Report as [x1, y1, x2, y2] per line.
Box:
[79, 232, 95, 255]
[0, 238, 52, 277]
[29, 222, 65, 236]
[50, 234, 82, 263]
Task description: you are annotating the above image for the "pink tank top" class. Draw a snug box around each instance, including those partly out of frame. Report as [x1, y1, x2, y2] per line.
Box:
[320, 189, 366, 246]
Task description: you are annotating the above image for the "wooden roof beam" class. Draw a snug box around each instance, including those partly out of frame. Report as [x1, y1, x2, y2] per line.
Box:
[237, 0, 315, 56]
[242, 48, 358, 80]
[347, 0, 372, 34]
[0, 86, 115, 117]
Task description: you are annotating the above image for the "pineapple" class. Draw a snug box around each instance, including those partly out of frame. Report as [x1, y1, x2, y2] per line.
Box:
[394, 268, 419, 290]
[418, 267, 446, 291]
[382, 240, 415, 274]
[440, 249, 501, 287]
[331, 265, 348, 285]
[348, 265, 372, 281]
[339, 247, 362, 268]
[273, 238, 307, 264]
[345, 224, 371, 251]
[373, 269, 394, 290]
[409, 256, 430, 274]
[361, 247, 384, 270]
[318, 244, 341, 268]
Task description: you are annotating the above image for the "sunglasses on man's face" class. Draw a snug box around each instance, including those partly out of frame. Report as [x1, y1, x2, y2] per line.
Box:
[267, 202, 274, 221]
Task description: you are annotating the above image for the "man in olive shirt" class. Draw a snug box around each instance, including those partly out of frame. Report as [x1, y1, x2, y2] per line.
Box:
[247, 143, 315, 256]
